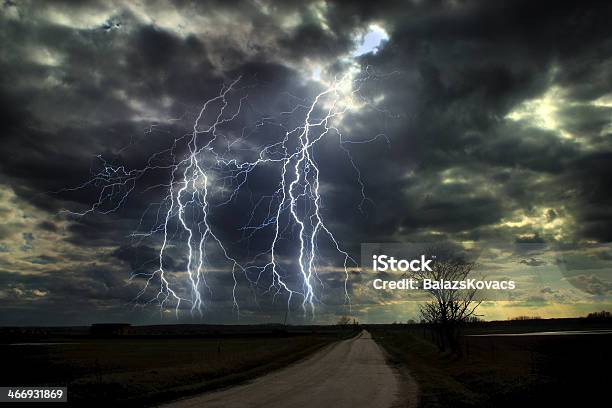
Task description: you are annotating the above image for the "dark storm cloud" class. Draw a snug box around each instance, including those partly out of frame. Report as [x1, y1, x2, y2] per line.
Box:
[112, 244, 186, 274]
[565, 274, 612, 297]
[279, 22, 354, 60]
[346, 0, 612, 241]
[464, 124, 579, 173]
[515, 234, 546, 244]
[402, 194, 504, 233]
[1, 0, 611, 324]
[564, 151, 612, 241]
[519, 258, 546, 267]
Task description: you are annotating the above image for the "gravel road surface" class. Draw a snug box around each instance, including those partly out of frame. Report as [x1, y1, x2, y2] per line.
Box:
[160, 330, 402, 408]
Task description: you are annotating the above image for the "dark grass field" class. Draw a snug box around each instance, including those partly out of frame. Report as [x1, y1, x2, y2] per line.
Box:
[0, 328, 354, 406]
[371, 323, 612, 408]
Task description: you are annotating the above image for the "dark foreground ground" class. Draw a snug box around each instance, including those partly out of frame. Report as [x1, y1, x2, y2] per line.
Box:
[2, 319, 610, 407]
[370, 319, 612, 408]
[0, 325, 356, 407]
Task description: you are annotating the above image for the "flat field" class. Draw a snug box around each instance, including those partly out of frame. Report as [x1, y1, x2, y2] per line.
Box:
[1, 331, 346, 406]
[371, 323, 611, 408]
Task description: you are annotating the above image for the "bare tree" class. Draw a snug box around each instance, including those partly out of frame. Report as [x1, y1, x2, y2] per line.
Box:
[336, 315, 352, 325]
[415, 249, 481, 354]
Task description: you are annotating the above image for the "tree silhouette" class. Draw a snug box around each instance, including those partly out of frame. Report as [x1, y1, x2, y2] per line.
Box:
[415, 248, 481, 353]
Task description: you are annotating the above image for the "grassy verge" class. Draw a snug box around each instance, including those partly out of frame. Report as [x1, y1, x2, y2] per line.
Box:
[125, 336, 334, 406]
[373, 329, 483, 407]
[3, 331, 355, 407]
[371, 327, 610, 408]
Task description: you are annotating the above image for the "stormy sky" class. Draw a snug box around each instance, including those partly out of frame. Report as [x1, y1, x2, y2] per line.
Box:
[1, 0, 611, 326]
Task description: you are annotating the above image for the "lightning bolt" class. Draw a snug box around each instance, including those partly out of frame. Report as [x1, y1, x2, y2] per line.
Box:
[63, 66, 394, 318]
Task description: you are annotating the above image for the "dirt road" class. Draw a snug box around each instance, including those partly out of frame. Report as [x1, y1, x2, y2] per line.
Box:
[161, 330, 402, 408]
